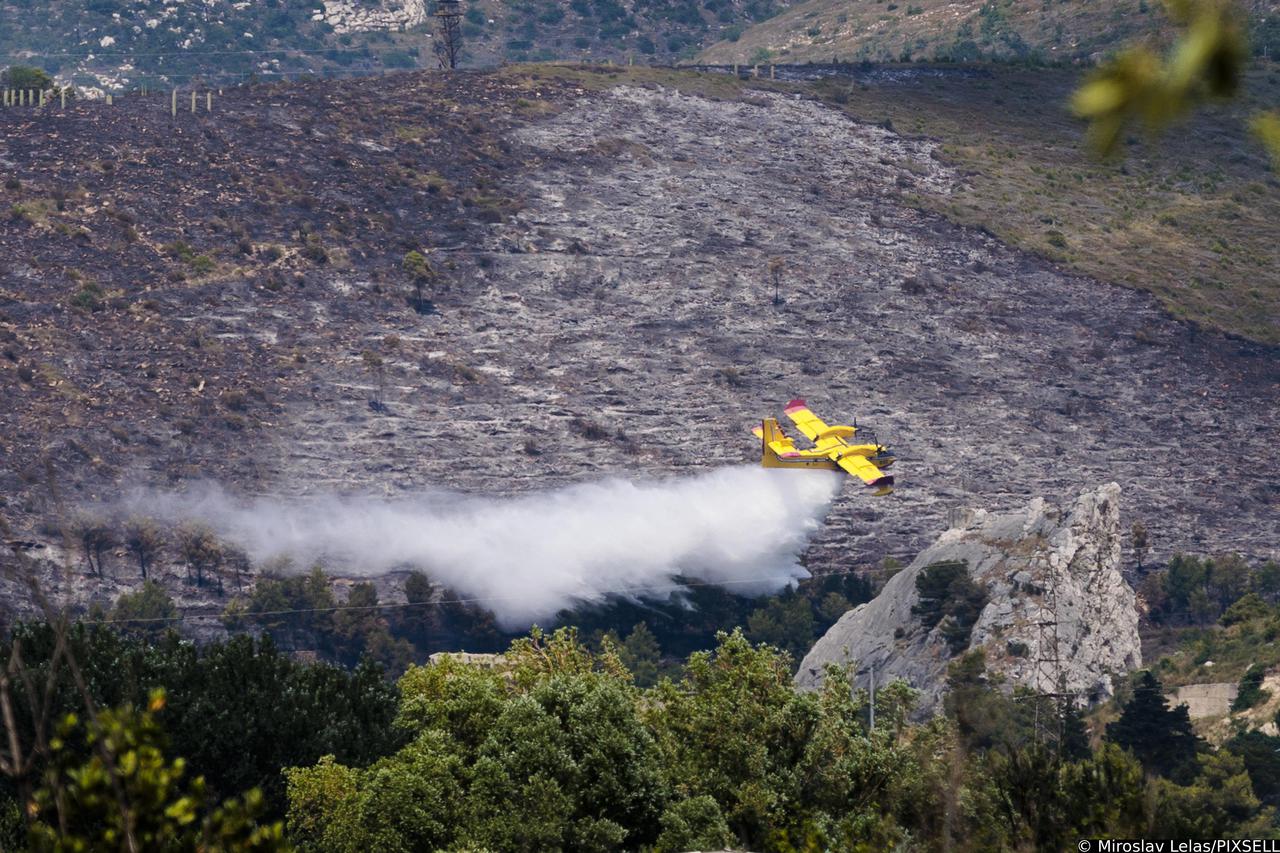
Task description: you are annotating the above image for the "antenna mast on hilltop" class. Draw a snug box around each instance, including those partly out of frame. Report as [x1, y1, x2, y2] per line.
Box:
[434, 0, 463, 70]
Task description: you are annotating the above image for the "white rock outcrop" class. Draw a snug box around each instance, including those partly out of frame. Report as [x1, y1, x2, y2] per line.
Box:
[796, 483, 1141, 713]
[319, 0, 428, 34]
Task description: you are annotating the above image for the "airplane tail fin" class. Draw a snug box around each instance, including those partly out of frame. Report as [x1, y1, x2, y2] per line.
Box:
[759, 418, 785, 466]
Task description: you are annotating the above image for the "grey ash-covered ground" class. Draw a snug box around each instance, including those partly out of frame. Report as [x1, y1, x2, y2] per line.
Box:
[0, 67, 1276, 607]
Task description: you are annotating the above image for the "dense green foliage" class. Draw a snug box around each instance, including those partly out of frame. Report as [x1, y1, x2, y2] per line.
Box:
[215, 561, 870, 686]
[1, 65, 53, 90]
[1106, 670, 1202, 783]
[0, 624, 401, 821]
[1234, 663, 1273, 711]
[29, 693, 287, 851]
[912, 560, 988, 654]
[1140, 553, 1280, 626]
[282, 629, 1277, 851]
[0, 619, 1275, 849]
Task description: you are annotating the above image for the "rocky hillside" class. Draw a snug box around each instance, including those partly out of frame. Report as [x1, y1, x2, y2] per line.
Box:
[698, 0, 1280, 65]
[796, 484, 1142, 712]
[1, 65, 1276, 602]
[0, 0, 790, 89]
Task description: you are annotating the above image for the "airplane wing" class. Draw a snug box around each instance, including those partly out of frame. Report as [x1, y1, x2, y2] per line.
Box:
[836, 454, 894, 491]
[782, 399, 829, 443]
[784, 399, 857, 450]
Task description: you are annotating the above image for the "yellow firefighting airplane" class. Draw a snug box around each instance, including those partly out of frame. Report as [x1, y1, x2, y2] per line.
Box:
[753, 399, 896, 495]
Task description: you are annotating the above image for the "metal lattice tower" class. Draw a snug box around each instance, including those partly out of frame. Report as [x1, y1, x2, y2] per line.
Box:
[434, 0, 463, 70]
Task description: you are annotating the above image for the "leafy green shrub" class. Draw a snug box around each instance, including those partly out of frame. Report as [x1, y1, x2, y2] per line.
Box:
[1222, 593, 1272, 627]
[913, 560, 988, 654]
[28, 690, 286, 851]
[1, 64, 52, 90]
[69, 282, 104, 312]
[653, 796, 733, 853]
[112, 580, 177, 624]
[1233, 664, 1271, 712]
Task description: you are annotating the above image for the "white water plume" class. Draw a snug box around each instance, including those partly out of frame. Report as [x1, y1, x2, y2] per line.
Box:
[122, 466, 841, 628]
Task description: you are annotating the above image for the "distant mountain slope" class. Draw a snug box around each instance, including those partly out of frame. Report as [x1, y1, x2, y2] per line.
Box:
[0, 0, 425, 90]
[458, 0, 791, 64]
[0, 0, 792, 89]
[697, 0, 1279, 65]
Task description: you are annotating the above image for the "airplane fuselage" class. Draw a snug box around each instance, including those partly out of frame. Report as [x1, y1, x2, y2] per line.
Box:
[756, 411, 895, 495]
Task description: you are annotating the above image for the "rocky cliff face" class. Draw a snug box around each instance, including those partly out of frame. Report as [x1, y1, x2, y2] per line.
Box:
[796, 483, 1141, 713]
[318, 0, 428, 34]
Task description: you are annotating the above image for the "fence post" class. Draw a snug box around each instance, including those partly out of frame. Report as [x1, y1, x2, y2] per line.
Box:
[190, 91, 196, 113]
[752, 64, 759, 78]
[60, 88, 66, 109]
[770, 64, 775, 79]
[206, 91, 212, 112]
[171, 89, 177, 118]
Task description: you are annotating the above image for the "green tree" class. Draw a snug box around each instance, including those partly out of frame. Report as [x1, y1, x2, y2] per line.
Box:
[245, 564, 338, 652]
[290, 631, 666, 851]
[1231, 663, 1271, 711]
[1, 65, 52, 90]
[653, 796, 734, 853]
[1254, 560, 1280, 603]
[620, 622, 662, 687]
[0, 624, 401, 821]
[913, 560, 988, 654]
[28, 691, 286, 851]
[644, 629, 814, 846]
[1164, 554, 1209, 616]
[746, 592, 815, 659]
[1189, 586, 1217, 624]
[329, 581, 415, 673]
[1210, 553, 1253, 609]
[1151, 750, 1274, 837]
[1106, 670, 1202, 782]
[816, 591, 850, 626]
[945, 651, 1031, 753]
[1057, 744, 1150, 839]
[111, 580, 178, 639]
[1221, 592, 1271, 626]
[1225, 730, 1280, 806]
[401, 250, 436, 313]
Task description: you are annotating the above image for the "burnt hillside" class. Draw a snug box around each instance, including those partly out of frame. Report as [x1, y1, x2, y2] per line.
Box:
[1, 67, 1277, 603]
